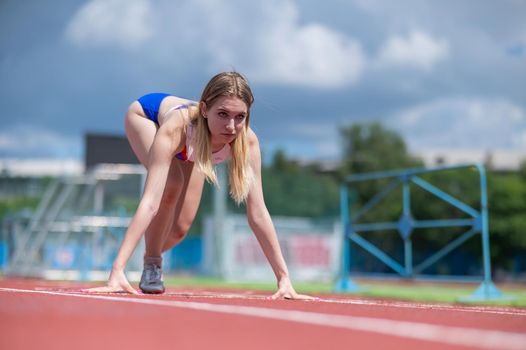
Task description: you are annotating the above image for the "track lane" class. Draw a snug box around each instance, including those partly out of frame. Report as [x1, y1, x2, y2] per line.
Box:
[1, 287, 525, 350]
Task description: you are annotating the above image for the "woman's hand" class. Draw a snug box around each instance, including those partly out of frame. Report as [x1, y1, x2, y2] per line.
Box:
[271, 276, 318, 301]
[82, 268, 139, 295]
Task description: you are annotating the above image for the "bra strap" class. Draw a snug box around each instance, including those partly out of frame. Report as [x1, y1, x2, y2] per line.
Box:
[162, 104, 188, 119]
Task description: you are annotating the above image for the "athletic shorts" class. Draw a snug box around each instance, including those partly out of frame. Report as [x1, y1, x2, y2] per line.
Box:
[137, 93, 171, 125]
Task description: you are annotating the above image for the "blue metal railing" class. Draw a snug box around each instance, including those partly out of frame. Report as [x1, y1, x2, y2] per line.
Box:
[335, 163, 506, 301]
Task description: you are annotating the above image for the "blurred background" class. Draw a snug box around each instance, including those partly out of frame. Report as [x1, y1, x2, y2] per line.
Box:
[0, 0, 525, 286]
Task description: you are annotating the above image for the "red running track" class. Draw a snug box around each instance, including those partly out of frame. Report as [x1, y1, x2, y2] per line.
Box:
[1, 279, 525, 350]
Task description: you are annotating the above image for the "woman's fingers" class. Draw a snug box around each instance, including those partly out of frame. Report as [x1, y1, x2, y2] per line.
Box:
[80, 283, 139, 295]
[81, 286, 125, 293]
[271, 289, 319, 301]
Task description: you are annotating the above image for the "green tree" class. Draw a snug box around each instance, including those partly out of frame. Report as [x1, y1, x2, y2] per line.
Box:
[231, 149, 340, 218]
[487, 172, 526, 270]
[340, 122, 422, 176]
[339, 122, 423, 220]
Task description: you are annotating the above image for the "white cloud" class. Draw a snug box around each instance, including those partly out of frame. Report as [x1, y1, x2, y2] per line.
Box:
[65, 0, 154, 50]
[0, 126, 81, 158]
[388, 97, 526, 152]
[245, 4, 365, 88]
[377, 30, 450, 70]
[64, 0, 366, 88]
[262, 23, 365, 88]
[181, 0, 366, 88]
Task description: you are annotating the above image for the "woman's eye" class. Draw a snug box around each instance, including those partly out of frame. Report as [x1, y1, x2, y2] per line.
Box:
[218, 112, 228, 118]
[236, 115, 246, 121]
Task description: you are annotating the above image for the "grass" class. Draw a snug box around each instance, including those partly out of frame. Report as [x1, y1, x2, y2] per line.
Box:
[164, 275, 526, 307]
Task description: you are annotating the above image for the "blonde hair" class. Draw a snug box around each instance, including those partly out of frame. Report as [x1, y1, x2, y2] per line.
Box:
[188, 72, 255, 204]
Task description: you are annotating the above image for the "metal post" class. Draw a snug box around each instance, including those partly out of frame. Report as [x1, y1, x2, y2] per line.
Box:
[213, 163, 228, 277]
[402, 178, 413, 277]
[479, 165, 492, 285]
[335, 185, 360, 292]
[460, 165, 505, 301]
[94, 182, 104, 215]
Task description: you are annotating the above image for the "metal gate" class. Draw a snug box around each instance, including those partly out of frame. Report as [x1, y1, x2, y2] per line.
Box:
[335, 163, 506, 301]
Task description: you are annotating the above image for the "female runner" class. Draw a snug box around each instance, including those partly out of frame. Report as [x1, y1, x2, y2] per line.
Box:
[87, 72, 312, 300]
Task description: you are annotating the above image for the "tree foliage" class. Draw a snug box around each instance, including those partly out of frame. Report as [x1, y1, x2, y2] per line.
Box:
[340, 122, 422, 175]
[230, 149, 340, 218]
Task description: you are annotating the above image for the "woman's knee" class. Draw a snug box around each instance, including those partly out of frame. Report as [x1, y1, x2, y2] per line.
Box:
[170, 222, 191, 240]
[162, 232, 185, 252]
[162, 226, 188, 252]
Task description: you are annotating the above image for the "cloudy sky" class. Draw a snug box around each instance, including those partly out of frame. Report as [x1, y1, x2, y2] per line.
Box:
[1, 0, 525, 164]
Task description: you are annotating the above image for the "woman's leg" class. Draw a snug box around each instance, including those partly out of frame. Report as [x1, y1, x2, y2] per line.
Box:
[138, 158, 203, 294]
[125, 103, 181, 256]
[161, 161, 206, 252]
[143, 159, 185, 256]
[125, 104, 182, 284]
[124, 101, 157, 166]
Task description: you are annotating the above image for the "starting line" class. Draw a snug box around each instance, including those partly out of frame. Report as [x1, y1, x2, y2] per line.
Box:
[1, 287, 526, 350]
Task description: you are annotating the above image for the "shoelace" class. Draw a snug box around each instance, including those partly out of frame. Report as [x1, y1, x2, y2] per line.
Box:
[143, 263, 162, 283]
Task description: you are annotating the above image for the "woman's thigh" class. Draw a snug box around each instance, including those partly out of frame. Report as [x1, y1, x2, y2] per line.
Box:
[124, 101, 158, 168]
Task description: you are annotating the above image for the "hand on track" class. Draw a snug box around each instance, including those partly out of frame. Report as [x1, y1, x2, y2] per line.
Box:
[271, 277, 318, 301]
[82, 268, 139, 295]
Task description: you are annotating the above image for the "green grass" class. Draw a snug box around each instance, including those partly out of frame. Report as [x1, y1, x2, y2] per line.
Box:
[164, 275, 526, 307]
[355, 282, 526, 307]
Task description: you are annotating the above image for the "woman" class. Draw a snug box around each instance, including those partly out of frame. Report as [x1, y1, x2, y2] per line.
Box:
[87, 72, 312, 300]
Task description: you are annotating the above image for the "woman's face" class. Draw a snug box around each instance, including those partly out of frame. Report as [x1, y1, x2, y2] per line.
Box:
[201, 96, 248, 144]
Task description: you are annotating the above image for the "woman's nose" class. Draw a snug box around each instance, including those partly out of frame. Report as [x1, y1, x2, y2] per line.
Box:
[225, 118, 235, 132]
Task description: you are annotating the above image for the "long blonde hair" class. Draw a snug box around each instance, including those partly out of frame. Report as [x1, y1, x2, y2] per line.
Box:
[188, 72, 255, 204]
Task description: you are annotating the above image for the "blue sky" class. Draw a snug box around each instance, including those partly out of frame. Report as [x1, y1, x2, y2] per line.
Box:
[1, 0, 525, 163]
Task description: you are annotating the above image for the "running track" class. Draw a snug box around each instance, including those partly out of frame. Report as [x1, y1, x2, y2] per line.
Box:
[1, 279, 525, 350]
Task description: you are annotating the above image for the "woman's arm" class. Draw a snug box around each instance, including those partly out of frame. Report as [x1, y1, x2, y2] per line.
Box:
[245, 130, 315, 300]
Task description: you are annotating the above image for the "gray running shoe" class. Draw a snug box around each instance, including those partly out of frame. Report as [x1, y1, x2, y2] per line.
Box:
[139, 262, 165, 294]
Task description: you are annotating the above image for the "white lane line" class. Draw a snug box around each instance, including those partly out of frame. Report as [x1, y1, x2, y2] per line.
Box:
[168, 290, 526, 316]
[138, 290, 526, 317]
[1, 287, 525, 350]
[318, 298, 526, 316]
[23, 287, 526, 316]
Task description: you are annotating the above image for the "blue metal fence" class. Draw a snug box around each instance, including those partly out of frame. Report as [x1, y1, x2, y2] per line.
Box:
[335, 163, 506, 301]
